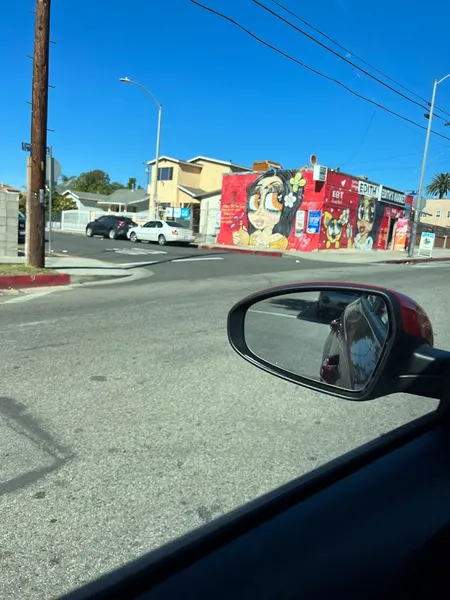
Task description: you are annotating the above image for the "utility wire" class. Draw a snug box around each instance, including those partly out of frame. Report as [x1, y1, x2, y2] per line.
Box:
[254, 0, 449, 122]
[269, 0, 450, 119]
[189, 0, 450, 143]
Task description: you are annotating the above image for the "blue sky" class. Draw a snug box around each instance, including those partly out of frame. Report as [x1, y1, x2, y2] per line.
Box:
[2, 0, 450, 192]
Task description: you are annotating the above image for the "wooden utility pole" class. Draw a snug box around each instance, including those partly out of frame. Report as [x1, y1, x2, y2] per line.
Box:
[27, 0, 51, 267]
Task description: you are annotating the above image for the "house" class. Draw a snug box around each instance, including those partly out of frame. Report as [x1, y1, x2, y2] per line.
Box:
[146, 155, 249, 230]
[420, 198, 450, 227]
[61, 188, 148, 215]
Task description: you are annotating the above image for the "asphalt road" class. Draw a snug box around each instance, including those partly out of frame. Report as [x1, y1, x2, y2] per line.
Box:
[46, 231, 359, 282]
[0, 261, 446, 599]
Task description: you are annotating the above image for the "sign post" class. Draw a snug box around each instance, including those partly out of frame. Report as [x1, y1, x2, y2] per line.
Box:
[418, 231, 435, 258]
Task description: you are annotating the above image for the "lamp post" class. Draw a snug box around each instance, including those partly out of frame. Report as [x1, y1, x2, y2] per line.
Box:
[408, 74, 450, 257]
[120, 77, 162, 220]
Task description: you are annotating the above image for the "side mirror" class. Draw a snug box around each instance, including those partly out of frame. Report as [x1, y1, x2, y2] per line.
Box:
[227, 283, 447, 402]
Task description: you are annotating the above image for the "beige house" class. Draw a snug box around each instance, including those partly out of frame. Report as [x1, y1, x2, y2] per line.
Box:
[420, 198, 450, 227]
[146, 155, 249, 226]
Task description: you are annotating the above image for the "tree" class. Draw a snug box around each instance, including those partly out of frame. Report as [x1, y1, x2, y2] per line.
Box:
[126, 177, 137, 191]
[425, 173, 450, 198]
[74, 169, 112, 195]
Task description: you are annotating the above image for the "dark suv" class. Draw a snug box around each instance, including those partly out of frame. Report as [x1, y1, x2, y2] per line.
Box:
[85, 215, 137, 240]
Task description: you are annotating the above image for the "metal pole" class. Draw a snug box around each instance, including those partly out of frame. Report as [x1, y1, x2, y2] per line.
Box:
[408, 79, 437, 257]
[153, 105, 162, 220]
[48, 145, 53, 253]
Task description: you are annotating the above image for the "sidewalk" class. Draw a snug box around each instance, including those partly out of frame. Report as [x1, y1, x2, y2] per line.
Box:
[0, 256, 152, 289]
[199, 243, 450, 264]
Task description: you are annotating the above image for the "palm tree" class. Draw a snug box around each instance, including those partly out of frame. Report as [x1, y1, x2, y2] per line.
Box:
[425, 173, 450, 198]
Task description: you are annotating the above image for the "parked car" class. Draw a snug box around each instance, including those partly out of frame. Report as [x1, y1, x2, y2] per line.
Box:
[127, 220, 195, 246]
[18, 211, 25, 243]
[85, 215, 137, 240]
[320, 293, 390, 390]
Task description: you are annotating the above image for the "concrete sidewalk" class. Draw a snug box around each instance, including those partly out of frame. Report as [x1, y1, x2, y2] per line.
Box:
[45, 256, 154, 284]
[199, 243, 450, 264]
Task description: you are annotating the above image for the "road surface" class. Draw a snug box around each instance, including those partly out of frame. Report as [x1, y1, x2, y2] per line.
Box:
[0, 258, 446, 599]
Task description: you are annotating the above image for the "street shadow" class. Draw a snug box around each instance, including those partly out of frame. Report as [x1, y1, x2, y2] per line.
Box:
[0, 396, 74, 497]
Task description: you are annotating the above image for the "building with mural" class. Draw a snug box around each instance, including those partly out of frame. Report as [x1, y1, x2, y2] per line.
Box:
[216, 164, 412, 252]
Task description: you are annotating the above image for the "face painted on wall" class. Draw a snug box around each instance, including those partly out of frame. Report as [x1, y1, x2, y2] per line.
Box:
[247, 175, 284, 232]
[356, 196, 376, 242]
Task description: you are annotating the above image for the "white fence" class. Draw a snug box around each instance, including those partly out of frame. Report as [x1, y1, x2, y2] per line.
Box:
[51, 209, 151, 232]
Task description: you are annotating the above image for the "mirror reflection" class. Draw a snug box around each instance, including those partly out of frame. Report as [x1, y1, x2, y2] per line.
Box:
[244, 290, 390, 391]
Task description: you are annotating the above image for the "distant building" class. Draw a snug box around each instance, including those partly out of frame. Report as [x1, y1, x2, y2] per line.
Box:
[420, 198, 450, 227]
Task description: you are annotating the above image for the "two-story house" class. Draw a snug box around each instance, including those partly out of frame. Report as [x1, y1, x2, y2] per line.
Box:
[146, 155, 249, 229]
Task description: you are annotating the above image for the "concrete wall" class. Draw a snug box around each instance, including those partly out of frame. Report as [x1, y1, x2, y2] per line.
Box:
[0, 191, 19, 258]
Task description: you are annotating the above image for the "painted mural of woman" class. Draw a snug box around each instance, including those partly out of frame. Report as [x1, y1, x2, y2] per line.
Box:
[348, 195, 384, 251]
[232, 169, 306, 250]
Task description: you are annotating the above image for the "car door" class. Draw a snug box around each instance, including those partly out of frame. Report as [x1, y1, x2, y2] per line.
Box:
[139, 221, 155, 242]
[92, 215, 108, 234]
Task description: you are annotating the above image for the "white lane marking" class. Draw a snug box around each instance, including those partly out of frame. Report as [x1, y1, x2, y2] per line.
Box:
[3, 290, 58, 304]
[105, 248, 167, 256]
[172, 257, 224, 263]
[248, 308, 297, 319]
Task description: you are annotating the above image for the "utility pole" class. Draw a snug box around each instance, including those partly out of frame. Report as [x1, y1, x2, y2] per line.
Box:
[27, 0, 51, 267]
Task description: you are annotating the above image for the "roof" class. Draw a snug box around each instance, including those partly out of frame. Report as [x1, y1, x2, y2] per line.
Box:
[146, 156, 202, 168]
[0, 184, 20, 192]
[178, 185, 221, 199]
[146, 155, 250, 171]
[187, 156, 249, 171]
[63, 188, 148, 206]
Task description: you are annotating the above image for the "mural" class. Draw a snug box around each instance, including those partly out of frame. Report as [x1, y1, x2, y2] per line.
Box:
[217, 168, 410, 253]
[230, 169, 306, 250]
[323, 208, 351, 249]
[349, 195, 384, 251]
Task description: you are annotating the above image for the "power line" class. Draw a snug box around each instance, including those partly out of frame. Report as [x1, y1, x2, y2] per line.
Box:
[254, 0, 449, 123]
[341, 108, 377, 166]
[189, 0, 450, 143]
[268, 0, 450, 120]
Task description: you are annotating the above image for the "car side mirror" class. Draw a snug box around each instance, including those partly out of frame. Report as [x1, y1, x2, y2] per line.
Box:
[227, 283, 449, 402]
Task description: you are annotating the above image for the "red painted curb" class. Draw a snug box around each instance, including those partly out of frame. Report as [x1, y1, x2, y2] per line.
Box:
[0, 273, 71, 289]
[200, 245, 283, 258]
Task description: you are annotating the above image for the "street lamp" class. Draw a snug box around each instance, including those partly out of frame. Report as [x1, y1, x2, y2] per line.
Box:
[408, 74, 450, 257]
[119, 77, 162, 220]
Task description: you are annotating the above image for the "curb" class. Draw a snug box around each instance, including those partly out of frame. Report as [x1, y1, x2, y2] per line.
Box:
[199, 244, 283, 258]
[0, 273, 70, 289]
[381, 257, 450, 265]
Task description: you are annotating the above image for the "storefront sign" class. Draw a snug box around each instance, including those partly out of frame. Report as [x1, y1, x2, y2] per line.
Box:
[393, 218, 410, 252]
[418, 231, 435, 257]
[358, 180, 380, 198]
[313, 165, 328, 182]
[307, 210, 322, 234]
[295, 210, 305, 237]
[379, 186, 406, 207]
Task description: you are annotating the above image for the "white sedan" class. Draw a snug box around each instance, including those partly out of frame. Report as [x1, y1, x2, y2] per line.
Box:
[127, 220, 195, 246]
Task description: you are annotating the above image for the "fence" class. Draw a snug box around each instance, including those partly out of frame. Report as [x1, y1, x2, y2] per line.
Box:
[48, 209, 151, 232]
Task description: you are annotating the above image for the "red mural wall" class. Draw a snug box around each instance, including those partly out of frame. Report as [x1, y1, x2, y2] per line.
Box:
[217, 168, 409, 252]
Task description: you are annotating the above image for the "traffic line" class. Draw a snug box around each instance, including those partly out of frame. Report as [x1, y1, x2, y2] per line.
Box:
[171, 257, 224, 263]
[248, 308, 297, 319]
[2, 289, 60, 304]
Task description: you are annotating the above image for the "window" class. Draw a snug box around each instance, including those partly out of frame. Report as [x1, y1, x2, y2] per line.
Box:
[165, 221, 184, 228]
[435, 210, 441, 218]
[447, 211, 450, 218]
[158, 167, 173, 181]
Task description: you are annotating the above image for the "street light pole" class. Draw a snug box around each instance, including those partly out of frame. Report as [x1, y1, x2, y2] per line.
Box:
[119, 77, 162, 220]
[408, 74, 450, 257]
